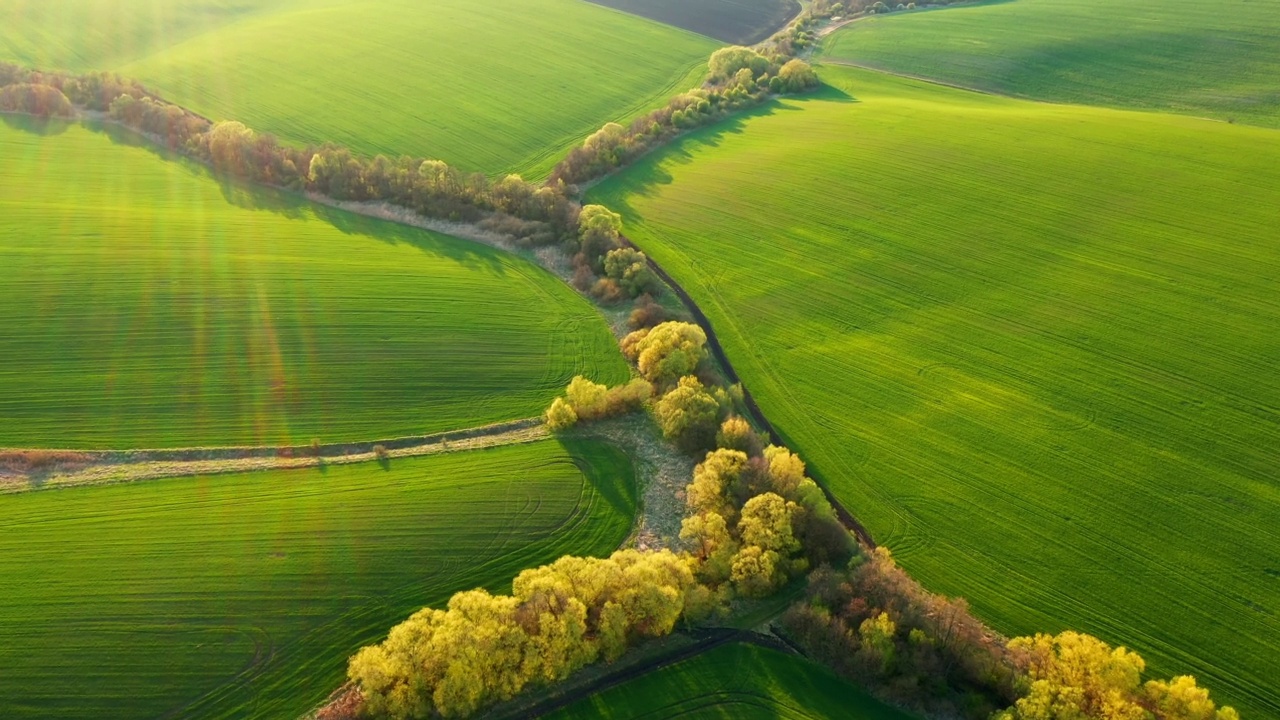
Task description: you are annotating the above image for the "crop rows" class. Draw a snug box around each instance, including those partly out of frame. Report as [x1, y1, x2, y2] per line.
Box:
[546, 642, 912, 719]
[0, 437, 636, 719]
[0, 119, 628, 448]
[590, 65, 1280, 717]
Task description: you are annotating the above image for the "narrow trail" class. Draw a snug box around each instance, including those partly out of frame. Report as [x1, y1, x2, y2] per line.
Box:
[0, 418, 547, 494]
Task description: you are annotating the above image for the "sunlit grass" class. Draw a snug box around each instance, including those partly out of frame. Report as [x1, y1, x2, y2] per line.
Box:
[590, 65, 1280, 716]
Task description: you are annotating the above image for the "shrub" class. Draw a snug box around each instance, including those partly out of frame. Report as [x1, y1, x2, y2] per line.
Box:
[603, 247, 657, 297]
[628, 293, 670, 330]
[372, 444, 389, 460]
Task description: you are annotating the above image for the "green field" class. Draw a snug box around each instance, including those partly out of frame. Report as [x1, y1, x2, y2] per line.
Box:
[590, 65, 1280, 716]
[585, 0, 798, 44]
[0, 0, 718, 176]
[0, 117, 628, 449]
[823, 0, 1280, 127]
[0, 437, 636, 719]
[545, 642, 914, 719]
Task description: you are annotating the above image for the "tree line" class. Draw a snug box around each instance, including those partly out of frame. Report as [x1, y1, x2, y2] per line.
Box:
[549, 46, 819, 188]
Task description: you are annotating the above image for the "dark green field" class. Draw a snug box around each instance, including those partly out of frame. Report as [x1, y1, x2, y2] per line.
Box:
[585, 0, 799, 43]
[0, 438, 636, 719]
[545, 642, 914, 719]
[590, 65, 1280, 716]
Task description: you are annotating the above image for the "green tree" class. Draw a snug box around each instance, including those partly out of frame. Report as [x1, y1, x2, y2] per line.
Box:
[654, 376, 722, 452]
[623, 322, 707, 385]
[709, 46, 770, 81]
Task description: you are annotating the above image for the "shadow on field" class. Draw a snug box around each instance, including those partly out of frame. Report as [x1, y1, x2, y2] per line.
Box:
[2, 113, 73, 136]
[597, 84, 856, 217]
[5, 114, 513, 276]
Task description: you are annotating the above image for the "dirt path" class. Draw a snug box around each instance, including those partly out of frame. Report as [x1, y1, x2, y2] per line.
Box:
[0, 418, 547, 494]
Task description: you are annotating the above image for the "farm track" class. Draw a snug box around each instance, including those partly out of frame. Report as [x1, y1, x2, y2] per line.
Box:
[0, 418, 548, 493]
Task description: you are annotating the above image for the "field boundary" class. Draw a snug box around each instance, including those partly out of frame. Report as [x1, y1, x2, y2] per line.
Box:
[0, 418, 548, 494]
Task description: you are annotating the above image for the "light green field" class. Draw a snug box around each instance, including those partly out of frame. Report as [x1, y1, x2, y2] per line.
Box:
[545, 642, 914, 719]
[0, 0, 718, 176]
[0, 117, 628, 449]
[590, 66, 1280, 716]
[823, 0, 1280, 127]
[0, 437, 636, 720]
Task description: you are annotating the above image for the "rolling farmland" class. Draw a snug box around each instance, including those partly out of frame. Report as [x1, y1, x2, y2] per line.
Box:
[0, 0, 719, 176]
[585, 0, 799, 44]
[0, 117, 628, 449]
[545, 642, 914, 719]
[823, 0, 1280, 128]
[590, 65, 1280, 716]
[0, 438, 637, 720]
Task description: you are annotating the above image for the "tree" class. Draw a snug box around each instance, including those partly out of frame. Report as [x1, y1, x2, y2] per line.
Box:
[685, 448, 748, 516]
[623, 321, 707, 385]
[716, 416, 760, 455]
[654, 376, 722, 452]
[603, 247, 656, 297]
[577, 204, 623, 267]
[778, 59, 819, 93]
[731, 544, 782, 596]
[763, 445, 807, 496]
[680, 512, 737, 583]
[995, 631, 1236, 720]
[709, 46, 770, 81]
[738, 492, 801, 555]
[565, 376, 608, 418]
[545, 397, 578, 431]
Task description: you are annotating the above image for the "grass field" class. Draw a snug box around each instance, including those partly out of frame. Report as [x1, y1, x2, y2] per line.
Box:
[545, 642, 914, 719]
[0, 117, 628, 449]
[0, 437, 637, 720]
[590, 65, 1280, 716]
[0, 0, 719, 176]
[823, 0, 1280, 127]
[585, 0, 798, 44]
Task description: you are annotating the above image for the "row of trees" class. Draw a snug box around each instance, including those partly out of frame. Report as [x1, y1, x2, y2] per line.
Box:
[346, 550, 699, 718]
[781, 551, 1241, 720]
[1, 63, 587, 248]
[549, 46, 820, 187]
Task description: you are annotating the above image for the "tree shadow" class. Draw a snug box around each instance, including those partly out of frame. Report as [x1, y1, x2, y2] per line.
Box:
[1, 112, 73, 136]
[591, 85, 858, 219]
[18, 114, 516, 276]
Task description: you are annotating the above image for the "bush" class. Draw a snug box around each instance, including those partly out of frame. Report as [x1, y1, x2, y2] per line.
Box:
[628, 293, 670, 330]
[603, 247, 657, 297]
